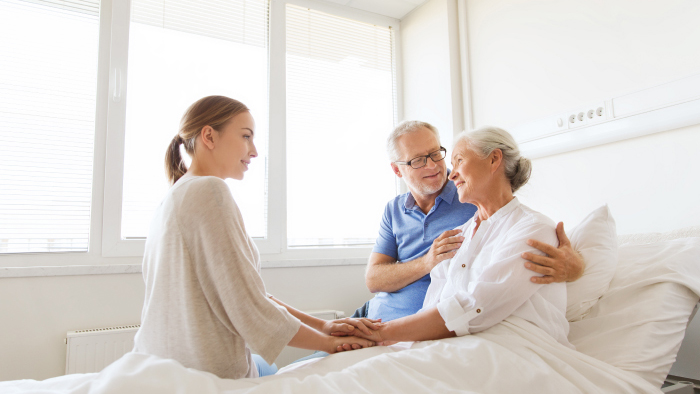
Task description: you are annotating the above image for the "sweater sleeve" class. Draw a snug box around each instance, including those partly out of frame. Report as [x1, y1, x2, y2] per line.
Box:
[178, 177, 301, 365]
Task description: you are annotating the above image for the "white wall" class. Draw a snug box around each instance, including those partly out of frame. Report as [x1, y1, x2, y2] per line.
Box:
[0, 274, 144, 381]
[0, 265, 371, 381]
[400, 0, 463, 149]
[464, 0, 700, 233]
[466, 0, 700, 130]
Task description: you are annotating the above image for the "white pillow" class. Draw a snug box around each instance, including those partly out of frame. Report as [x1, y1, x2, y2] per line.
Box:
[568, 237, 700, 387]
[565, 205, 618, 321]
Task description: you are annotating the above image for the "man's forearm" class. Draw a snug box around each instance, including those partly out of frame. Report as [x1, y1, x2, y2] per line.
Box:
[365, 256, 429, 293]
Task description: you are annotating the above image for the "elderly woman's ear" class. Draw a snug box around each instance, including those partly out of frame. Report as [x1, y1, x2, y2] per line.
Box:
[489, 148, 503, 173]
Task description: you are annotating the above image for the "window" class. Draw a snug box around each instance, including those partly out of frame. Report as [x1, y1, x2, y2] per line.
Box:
[285, 5, 398, 248]
[120, 0, 270, 239]
[0, 0, 99, 254]
[1, 0, 402, 265]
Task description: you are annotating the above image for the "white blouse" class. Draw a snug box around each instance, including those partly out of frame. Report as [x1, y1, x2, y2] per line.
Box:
[422, 197, 571, 347]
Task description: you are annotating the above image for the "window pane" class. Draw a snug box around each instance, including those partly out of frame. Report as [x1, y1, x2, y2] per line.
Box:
[286, 5, 397, 247]
[0, 0, 99, 254]
[121, 0, 269, 239]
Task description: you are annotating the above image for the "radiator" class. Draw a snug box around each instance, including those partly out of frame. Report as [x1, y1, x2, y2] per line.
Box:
[64, 310, 344, 374]
[65, 324, 140, 374]
[306, 309, 345, 321]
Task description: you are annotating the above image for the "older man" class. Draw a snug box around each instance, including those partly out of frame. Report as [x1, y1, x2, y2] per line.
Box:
[362, 121, 584, 322]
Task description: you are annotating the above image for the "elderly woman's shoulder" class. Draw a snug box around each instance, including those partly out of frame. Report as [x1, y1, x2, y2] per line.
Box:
[513, 202, 556, 230]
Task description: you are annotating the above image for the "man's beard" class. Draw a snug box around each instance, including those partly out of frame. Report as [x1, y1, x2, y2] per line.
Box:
[409, 172, 447, 196]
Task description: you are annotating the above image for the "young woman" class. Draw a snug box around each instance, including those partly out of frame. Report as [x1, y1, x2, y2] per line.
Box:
[133, 96, 375, 380]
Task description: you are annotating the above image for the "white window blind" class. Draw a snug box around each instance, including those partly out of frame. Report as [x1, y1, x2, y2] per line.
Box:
[285, 4, 398, 247]
[121, 0, 270, 239]
[0, 0, 99, 254]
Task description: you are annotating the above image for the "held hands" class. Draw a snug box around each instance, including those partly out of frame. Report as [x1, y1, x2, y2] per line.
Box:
[421, 229, 465, 273]
[336, 321, 397, 346]
[329, 335, 376, 353]
[322, 317, 380, 337]
[324, 318, 382, 353]
[522, 222, 585, 284]
[325, 318, 398, 351]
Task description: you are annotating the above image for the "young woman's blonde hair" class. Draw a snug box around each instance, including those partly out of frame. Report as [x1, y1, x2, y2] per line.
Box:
[165, 95, 249, 185]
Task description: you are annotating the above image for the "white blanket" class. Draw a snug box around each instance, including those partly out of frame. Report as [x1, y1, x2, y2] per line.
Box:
[3, 316, 659, 394]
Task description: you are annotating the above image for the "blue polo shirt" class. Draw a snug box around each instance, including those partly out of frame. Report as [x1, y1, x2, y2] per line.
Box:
[367, 179, 477, 321]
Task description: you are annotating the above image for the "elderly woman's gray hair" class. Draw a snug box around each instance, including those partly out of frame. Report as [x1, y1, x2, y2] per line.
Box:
[386, 120, 440, 162]
[455, 126, 532, 193]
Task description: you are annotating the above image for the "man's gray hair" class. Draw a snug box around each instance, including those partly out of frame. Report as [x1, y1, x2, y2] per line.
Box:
[455, 126, 532, 193]
[386, 120, 440, 162]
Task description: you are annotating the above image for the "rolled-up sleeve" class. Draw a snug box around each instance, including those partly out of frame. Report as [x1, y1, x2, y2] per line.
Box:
[435, 221, 558, 336]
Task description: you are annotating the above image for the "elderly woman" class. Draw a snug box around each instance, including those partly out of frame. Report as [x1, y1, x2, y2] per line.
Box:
[361, 126, 571, 347]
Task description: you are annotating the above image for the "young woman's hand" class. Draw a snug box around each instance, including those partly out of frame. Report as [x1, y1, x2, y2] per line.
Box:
[328, 335, 375, 353]
[322, 317, 381, 337]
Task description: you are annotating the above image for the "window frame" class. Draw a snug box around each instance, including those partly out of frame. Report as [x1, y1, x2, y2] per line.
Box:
[0, 0, 403, 269]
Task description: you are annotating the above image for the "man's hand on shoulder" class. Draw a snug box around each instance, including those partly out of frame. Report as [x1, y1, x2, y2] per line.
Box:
[420, 229, 464, 272]
[522, 222, 585, 284]
[365, 229, 464, 294]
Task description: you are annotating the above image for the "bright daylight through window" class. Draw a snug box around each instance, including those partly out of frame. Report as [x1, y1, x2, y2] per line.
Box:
[0, 0, 99, 254]
[286, 5, 397, 247]
[121, 0, 269, 239]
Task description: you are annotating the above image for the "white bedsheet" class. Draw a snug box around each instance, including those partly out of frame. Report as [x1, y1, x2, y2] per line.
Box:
[3, 316, 659, 394]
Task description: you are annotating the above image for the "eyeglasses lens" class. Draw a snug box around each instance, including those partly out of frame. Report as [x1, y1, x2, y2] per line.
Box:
[431, 150, 446, 161]
[410, 157, 427, 169]
[409, 149, 446, 169]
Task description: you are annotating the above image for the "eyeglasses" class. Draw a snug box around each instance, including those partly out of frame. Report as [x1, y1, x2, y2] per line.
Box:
[394, 147, 447, 169]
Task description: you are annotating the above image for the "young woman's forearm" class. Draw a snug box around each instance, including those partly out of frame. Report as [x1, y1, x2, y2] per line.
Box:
[383, 307, 455, 342]
[269, 296, 325, 331]
[287, 324, 333, 353]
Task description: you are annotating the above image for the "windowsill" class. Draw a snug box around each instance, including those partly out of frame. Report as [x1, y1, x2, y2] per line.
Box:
[0, 257, 368, 278]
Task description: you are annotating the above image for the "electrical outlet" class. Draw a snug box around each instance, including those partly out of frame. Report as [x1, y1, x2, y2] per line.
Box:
[567, 102, 607, 129]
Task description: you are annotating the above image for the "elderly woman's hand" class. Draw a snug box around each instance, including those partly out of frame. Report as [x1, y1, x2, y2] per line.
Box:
[323, 317, 381, 337]
[521, 222, 585, 283]
[340, 322, 386, 344]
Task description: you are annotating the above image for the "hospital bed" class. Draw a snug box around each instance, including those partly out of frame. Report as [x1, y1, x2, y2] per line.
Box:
[3, 210, 699, 394]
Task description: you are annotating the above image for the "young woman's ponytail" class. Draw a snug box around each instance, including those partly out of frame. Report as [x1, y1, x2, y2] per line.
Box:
[165, 134, 187, 185]
[164, 96, 249, 185]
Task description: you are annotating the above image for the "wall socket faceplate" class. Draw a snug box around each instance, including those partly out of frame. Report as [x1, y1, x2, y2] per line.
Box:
[559, 101, 611, 130]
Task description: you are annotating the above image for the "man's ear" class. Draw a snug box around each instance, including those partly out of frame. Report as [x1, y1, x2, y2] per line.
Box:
[199, 126, 216, 150]
[390, 162, 402, 178]
[490, 149, 503, 173]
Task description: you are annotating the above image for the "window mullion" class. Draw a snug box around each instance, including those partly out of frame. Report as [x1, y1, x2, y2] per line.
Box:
[102, 0, 142, 257]
[261, 0, 287, 255]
